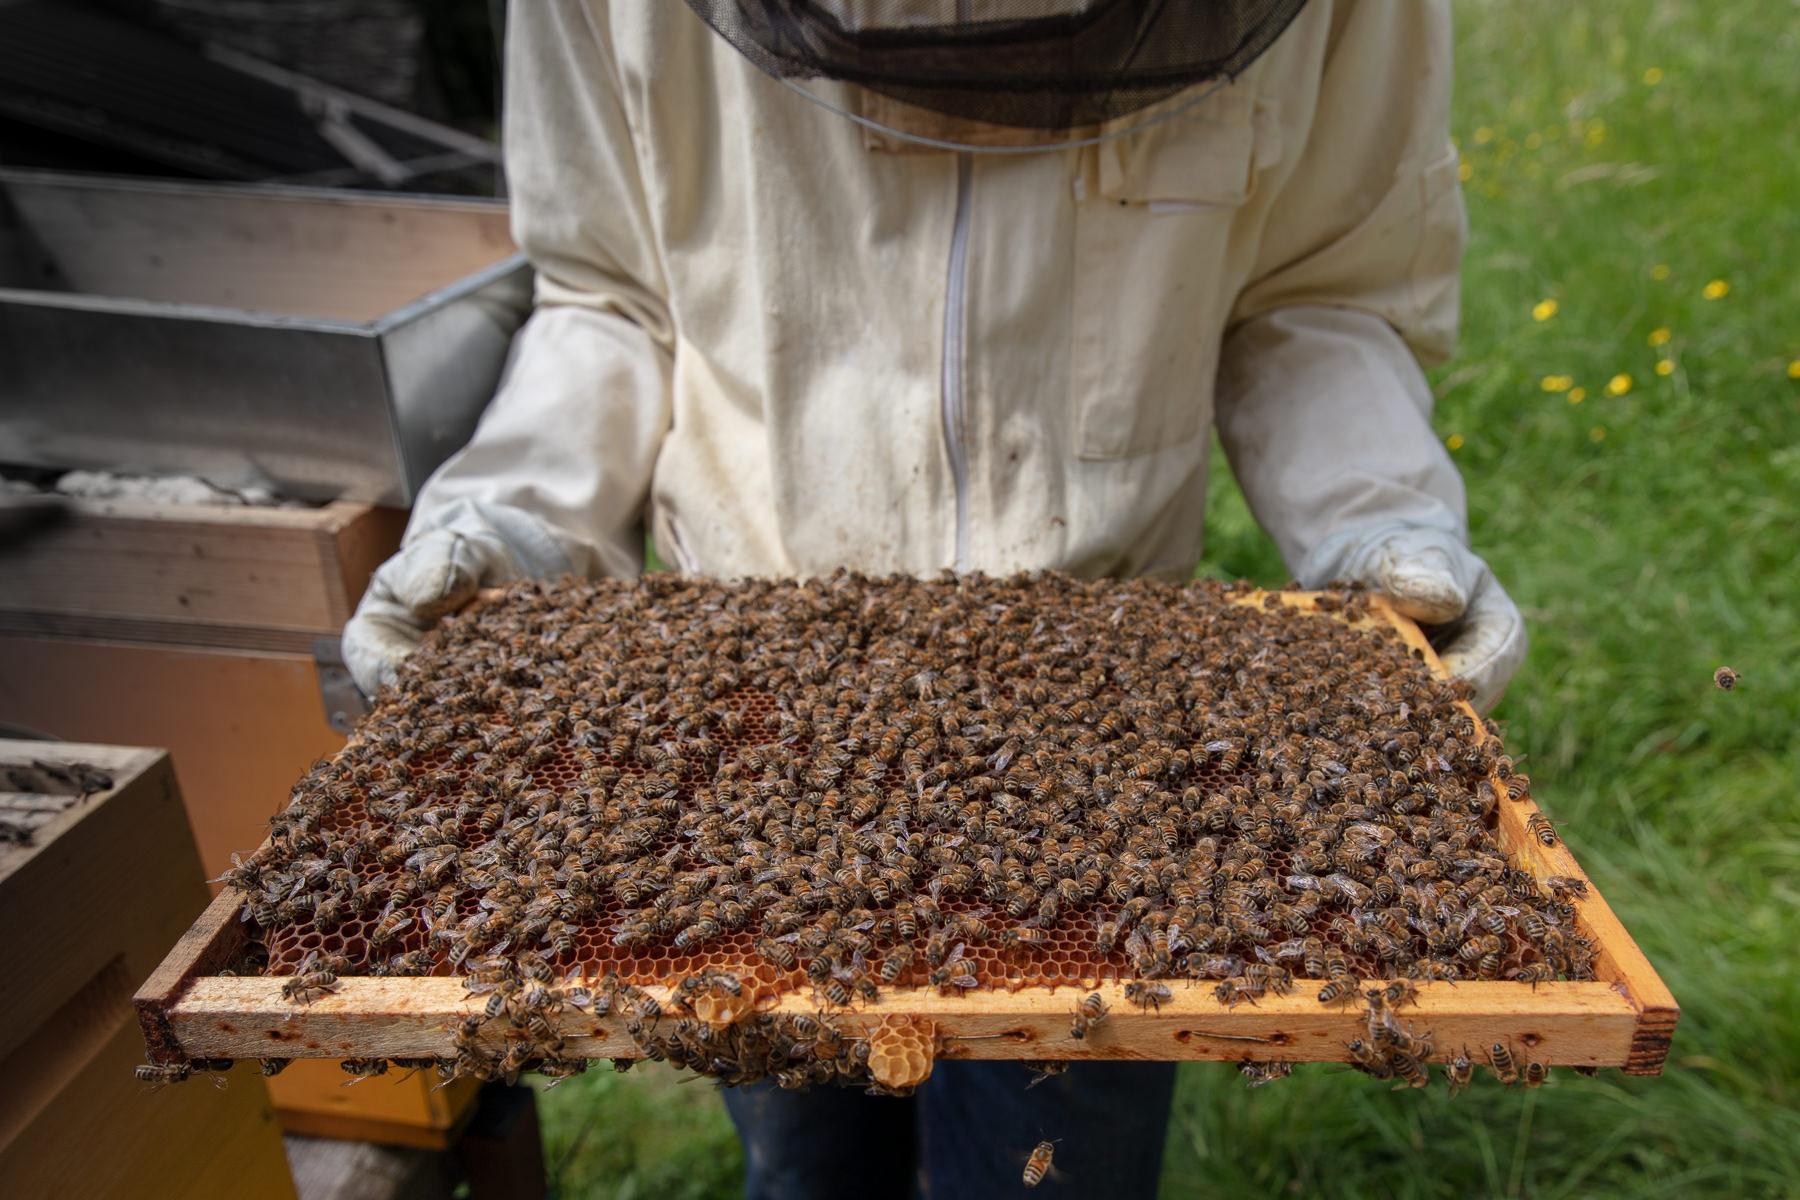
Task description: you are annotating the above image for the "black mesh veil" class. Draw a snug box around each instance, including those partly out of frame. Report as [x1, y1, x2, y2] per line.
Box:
[685, 0, 1310, 133]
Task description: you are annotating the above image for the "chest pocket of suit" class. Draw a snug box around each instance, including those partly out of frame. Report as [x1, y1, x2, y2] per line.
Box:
[1072, 90, 1260, 461]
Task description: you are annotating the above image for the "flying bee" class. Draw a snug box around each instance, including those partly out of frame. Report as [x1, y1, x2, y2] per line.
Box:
[1069, 991, 1109, 1039]
[1022, 1141, 1056, 1188]
[1022, 1060, 1069, 1089]
[1712, 666, 1737, 691]
[1124, 981, 1171, 1012]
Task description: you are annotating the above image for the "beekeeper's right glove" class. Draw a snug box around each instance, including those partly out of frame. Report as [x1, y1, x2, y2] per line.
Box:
[341, 499, 576, 696]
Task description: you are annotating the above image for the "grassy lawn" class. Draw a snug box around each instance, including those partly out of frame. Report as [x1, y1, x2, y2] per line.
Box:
[543, 2, 1800, 1195]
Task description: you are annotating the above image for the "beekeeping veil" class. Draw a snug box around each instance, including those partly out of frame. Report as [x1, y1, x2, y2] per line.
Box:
[685, 0, 1310, 151]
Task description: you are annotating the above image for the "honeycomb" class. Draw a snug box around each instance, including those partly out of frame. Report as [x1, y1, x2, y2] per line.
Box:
[234, 573, 1589, 1012]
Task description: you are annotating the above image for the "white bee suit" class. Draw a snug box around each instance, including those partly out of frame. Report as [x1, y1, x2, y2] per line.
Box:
[344, 0, 1525, 709]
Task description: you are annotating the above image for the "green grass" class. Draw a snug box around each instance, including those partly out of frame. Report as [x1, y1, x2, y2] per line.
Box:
[546, 3, 1800, 1195]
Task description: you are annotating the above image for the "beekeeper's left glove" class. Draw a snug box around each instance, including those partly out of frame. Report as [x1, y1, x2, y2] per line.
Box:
[1299, 523, 1527, 713]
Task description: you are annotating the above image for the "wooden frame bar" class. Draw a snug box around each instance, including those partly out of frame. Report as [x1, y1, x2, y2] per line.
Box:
[134, 595, 1678, 1074]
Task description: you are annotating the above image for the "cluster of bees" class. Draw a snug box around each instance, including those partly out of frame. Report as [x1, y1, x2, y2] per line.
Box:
[207, 571, 1596, 1089]
[1344, 982, 1560, 1091]
[0, 758, 114, 847]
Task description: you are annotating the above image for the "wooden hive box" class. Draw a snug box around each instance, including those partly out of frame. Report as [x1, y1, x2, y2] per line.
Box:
[0, 496, 406, 876]
[134, 594, 1677, 1083]
[0, 500, 492, 1145]
[0, 741, 293, 1199]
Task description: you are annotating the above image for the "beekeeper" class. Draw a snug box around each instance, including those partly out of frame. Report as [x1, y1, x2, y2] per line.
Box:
[345, 1, 1526, 1194]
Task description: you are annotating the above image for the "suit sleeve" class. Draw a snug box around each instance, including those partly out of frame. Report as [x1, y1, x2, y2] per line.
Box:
[1214, 0, 1471, 584]
[404, 0, 673, 578]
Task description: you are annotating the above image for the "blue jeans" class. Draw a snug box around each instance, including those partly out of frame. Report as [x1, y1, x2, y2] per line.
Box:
[721, 1060, 1178, 1200]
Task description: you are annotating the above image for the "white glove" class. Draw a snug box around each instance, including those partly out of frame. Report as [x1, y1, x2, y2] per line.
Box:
[342, 499, 577, 696]
[1299, 524, 1527, 713]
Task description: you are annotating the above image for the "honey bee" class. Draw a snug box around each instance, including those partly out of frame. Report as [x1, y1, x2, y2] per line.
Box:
[1389, 1047, 1429, 1089]
[1522, 1060, 1549, 1088]
[927, 943, 978, 992]
[134, 1062, 192, 1089]
[1487, 1041, 1520, 1085]
[1445, 1045, 1474, 1096]
[1022, 1059, 1069, 1088]
[281, 953, 340, 1004]
[1381, 979, 1419, 1008]
[1507, 962, 1556, 987]
[1526, 814, 1557, 846]
[1346, 1038, 1392, 1080]
[1069, 992, 1109, 1039]
[1239, 1059, 1294, 1088]
[1124, 981, 1171, 1012]
[368, 909, 413, 948]
[1022, 1141, 1056, 1188]
[879, 945, 915, 984]
[340, 1058, 390, 1082]
[1712, 666, 1737, 691]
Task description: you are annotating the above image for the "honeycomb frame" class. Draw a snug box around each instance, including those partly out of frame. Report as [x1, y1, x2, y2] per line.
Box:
[136, 593, 1677, 1076]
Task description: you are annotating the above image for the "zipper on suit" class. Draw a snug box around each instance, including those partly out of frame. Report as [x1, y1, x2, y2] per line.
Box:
[941, 152, 973, 573]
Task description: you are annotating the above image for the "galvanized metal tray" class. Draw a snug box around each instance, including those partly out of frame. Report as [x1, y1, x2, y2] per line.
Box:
[0, 170, 531, 504]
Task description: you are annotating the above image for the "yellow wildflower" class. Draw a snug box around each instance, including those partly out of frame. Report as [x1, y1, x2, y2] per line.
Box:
[1788, 360, 1800, 379]
[1590, 426, 1607, 442]
[1648, 327, 1671, 347]
[1585, 121, 1607, 147]
[1541, 374, 1574, 393]
[1474, 126, 1494, 145]
[1703, 279, 1730, 300]
[1606, 373, 1633, 396]
[1532, 298, 1559, 322]
[1643, 67, 1664, 85]
[1567, 387, 1587, 404]
[1650, 264, 1672, 281]
[1655, 359, 1675, 377]
[1457, 160, 1474, 183]
[1445, 434, 1465, 452]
